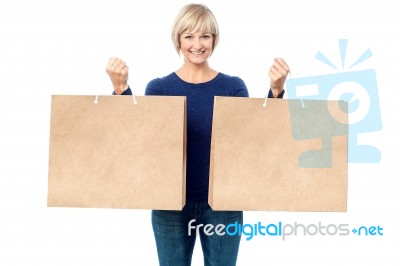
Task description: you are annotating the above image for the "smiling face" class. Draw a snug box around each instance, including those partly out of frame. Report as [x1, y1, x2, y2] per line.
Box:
[180, 31, 213, 65]
[171, 4, 219, 56]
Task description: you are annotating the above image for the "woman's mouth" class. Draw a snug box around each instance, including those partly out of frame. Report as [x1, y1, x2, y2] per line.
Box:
[190, 50, 205, 55]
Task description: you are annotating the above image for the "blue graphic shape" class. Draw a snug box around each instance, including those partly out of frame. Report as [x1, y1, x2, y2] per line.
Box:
[340, 93, 358, 113]
[315, 51, 338, 70]
[339, 39, 348, 69]
[349, 48, 373, 69]
[288, 99, 348, 168]
[287, 69, 382, 165]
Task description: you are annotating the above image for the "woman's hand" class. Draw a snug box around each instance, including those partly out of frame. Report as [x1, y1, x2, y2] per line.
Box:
[268, 58, 290, 98]
[106, 57, 129, 95]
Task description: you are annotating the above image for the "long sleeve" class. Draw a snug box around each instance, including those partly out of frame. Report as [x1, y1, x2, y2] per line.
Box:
[268, 89, 285, 98]
[112, 87, 133, 95]
[145, 79, 164, 96]
[230, 77, 249, 97]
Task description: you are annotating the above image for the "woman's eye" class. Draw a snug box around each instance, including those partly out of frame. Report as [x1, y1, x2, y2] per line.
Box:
[185, 36, 193, 39]
[202, 35, 211, 39]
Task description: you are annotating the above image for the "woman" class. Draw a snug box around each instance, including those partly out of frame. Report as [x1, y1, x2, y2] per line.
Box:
[106, 4, 289, 266]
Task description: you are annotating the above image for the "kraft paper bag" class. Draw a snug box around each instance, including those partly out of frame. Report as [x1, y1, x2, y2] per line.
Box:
[48, 95, 186, 210]
[209, 97, 348, 212]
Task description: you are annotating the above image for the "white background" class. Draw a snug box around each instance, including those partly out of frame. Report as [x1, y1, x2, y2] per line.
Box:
[1, 0, 399, 265]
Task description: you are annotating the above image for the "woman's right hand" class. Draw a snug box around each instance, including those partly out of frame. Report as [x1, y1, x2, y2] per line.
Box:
[106, 57, 129, 95]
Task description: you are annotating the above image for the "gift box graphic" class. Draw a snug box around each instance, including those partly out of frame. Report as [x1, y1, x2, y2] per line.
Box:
[286, 39, 382, 166]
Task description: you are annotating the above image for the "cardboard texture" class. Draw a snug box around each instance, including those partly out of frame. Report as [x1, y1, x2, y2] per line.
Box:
[48, 95, 186, 210]
[209, 97, 348, 212]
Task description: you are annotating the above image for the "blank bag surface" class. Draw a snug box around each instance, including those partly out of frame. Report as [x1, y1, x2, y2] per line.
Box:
[209, 97, 348, 212]
[48, 95, 186, 210]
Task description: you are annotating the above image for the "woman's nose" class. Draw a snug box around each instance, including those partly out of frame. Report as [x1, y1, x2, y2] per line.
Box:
[193, 37, 203, 49]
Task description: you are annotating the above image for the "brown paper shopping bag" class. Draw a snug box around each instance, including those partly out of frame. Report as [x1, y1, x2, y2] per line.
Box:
[48, 95, 186, 210]
[209, 97, 348, 212]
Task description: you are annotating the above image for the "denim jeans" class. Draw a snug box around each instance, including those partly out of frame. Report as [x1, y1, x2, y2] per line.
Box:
[152, 202, 243, 266]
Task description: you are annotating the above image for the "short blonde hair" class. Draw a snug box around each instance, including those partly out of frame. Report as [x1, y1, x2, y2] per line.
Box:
[171, 4, 219, 55]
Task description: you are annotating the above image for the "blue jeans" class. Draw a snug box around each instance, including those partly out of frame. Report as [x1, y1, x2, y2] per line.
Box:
[152, 202, 243, 266]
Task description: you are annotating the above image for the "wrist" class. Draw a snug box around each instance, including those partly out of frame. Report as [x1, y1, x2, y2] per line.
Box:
[269, 88, 285, 98]
[271, 88, 281, 98]
[114, 84, 129, 95]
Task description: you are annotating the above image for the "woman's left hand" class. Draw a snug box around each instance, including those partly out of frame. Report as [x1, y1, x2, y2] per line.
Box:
[268, 58, 290, 97]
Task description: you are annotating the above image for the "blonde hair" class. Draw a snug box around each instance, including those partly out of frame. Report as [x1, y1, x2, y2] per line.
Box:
[171, 4, 219, 55]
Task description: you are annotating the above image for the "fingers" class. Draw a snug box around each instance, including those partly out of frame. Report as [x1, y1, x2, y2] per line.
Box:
[274, 58, 290, 74]
[268, 58, 290, 95]
[106, 57, 129, 94]
[121, 65, 129, 76]
[268, 58, 290, 81]
[268, 66, 281, 82]
[106, 57, 128, 77]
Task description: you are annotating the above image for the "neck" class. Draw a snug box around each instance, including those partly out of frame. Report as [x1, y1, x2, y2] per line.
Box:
[176, 61, 217, 84]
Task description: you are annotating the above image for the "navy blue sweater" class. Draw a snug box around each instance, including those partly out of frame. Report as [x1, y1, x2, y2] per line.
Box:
[120, 72, 282, 202]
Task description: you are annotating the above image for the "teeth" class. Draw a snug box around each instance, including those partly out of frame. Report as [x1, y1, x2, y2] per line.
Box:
[191, 51, 204, 55]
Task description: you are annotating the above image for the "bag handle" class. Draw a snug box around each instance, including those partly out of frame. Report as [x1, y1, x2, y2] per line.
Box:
[94, 72, 138, 105]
